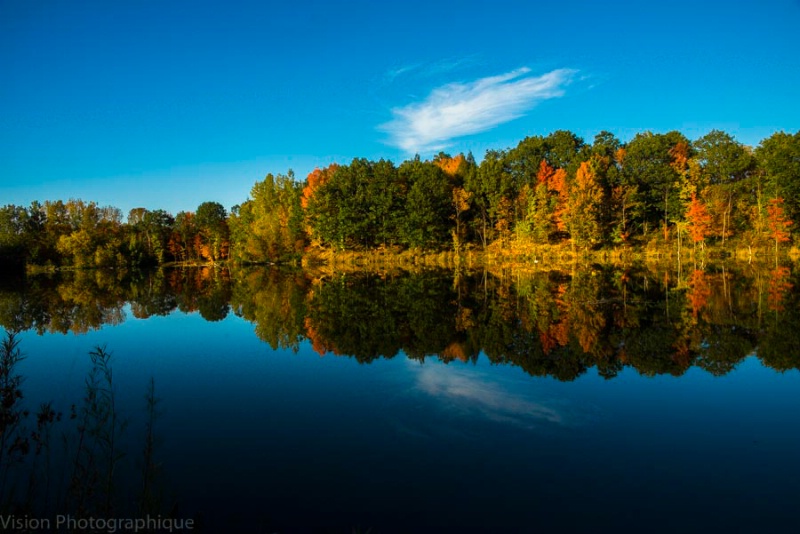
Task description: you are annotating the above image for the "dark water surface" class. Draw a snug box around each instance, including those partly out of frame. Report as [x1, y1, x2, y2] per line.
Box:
[2, 265, 799, 533]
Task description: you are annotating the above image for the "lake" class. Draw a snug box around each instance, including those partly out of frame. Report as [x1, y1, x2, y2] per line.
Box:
[1, 263, 799, 533]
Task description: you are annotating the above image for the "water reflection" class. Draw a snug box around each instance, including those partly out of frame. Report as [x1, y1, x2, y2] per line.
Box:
[1, 263, 799, 379]
[2, 264, 800, 532]
[413, 362, 565, 427]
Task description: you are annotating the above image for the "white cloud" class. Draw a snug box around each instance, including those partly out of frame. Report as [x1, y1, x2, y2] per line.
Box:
[379, 67, 577, 154]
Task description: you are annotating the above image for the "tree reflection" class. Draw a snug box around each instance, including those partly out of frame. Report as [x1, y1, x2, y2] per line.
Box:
[168, 267, 231, 321]
[760, 265, 800, 372]
[0, 270, 126, 335]
[304, 274, 405, 362]
[129, 269, 177, 319]
[2, 263, 799, 379]
[231, 268, 308, 350]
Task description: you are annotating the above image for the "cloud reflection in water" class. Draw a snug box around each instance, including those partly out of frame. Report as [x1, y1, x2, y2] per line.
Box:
[410, 361, 567, 429]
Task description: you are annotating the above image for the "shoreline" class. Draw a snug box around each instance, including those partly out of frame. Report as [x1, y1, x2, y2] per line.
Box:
[21, 241, 799, 277]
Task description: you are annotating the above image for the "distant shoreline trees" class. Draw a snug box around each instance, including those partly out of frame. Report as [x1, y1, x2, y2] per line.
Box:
[2, 128, 798, 270]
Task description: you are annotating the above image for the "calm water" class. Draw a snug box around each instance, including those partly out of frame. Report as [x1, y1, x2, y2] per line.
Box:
[1, 264, 799, 533]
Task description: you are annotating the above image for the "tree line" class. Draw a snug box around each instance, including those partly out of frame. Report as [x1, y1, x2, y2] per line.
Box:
[2, 129, 798, 269]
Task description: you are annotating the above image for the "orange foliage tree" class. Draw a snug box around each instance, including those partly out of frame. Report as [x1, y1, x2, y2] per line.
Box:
[515, 159, 557, 243]
[767, 197, 792, 255]
[434, 153, 465, 177]
[669, 141, 690, 174]
[301, 164, 338, 209]
[548, 168, 569, 233]
[565, 161, 604, 247]
[614, 147, 626, 167]
[665, 141, 691, 240]
[536, 159, 555, 185]
[685, 193, 712, 250]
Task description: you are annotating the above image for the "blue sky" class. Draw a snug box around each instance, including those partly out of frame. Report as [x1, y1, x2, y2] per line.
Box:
[2, 0, 799, 216]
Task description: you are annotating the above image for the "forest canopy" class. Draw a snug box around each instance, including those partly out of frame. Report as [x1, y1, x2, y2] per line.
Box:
[2, 128, 798, 270]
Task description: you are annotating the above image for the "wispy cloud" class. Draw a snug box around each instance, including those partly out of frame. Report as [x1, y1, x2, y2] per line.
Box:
[379, 67, 577, 154]
[383, 63, 422, 84]
[382, 56, 481, 85]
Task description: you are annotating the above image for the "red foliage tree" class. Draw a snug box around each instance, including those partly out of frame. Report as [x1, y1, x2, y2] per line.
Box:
[685, 193, 712, 248]
[301, 164, 338, 209]
[536, 159, 555, 185]
[548, 168, 569, 232]
[767, 197, 792, 255]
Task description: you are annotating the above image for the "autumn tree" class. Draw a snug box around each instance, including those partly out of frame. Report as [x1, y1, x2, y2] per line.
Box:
[506, 130, 587, 210]
[505, 131, 587, 246]
[756, 131, 800, 224]
[194, 201, 229, 261]
[169, 211, 198, 262]
[590, 132, 624, 234]
[304, 170, 347, 250]
[302, 164, 338, 209]
[608, 146, 643, 243]
[692, 130, 754, 246]
[505, 135, 550, 189]
[55, 200, 125, 267]
[433, 152, 465, 177]
[549, 168, 569, 235]
[622, 131, 690, 239]
[528, 183, 554, 244]
[668, 140, 691, 240]
[434, 153, 473, 251]
[27, 200, 69, 265]
[565, 160, 604, 248]
[767, 197, 792, 256]
[515, 160, 556, 244]
[127, 208, 175, 265]
[685, 193, 713, 252]
[230, 172, 304, 263]
[610, 184, 640, 244]
[464, 150, 515, 248]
